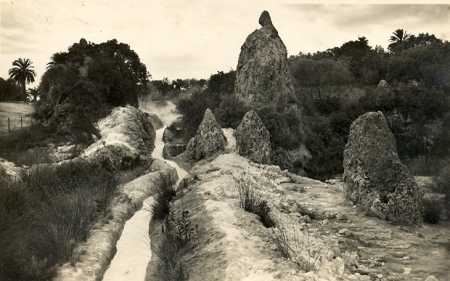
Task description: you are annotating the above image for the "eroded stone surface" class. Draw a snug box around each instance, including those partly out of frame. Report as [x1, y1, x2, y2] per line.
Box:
[236, 110, 271, 164]
[343, 111, 423, 225]
[234, 11, 295, 109]
[82, 106, 155, 170]
[185, 108, 225, 161]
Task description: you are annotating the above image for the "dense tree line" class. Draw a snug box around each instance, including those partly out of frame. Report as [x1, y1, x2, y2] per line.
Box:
[290, 31, 450, 178]
[0, 78, 25, 102]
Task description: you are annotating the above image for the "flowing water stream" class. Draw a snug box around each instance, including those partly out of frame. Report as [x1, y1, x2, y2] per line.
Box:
[102, 101, 188, 281]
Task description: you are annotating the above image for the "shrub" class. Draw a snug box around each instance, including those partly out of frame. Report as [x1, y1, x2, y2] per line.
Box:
[236, 173, 275, 228]
[152, 202, 195, 281]
[433, 163, 450, 216]
[152, 179, 176, 221]
[423, 197, 441, 224]
[215, 95, 248, 128]
[257, 106, 304, 150]
[167, 207, 196, 246]
[0, 124, 54, 165]
[0, 161, 116, 281]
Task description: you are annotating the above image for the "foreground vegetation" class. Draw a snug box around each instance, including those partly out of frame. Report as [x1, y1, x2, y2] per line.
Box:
[0, 161, 117, 281]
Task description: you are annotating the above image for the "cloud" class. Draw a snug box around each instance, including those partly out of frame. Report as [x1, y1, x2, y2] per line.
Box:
[285, 4, 450, 28]
[0, 1, 37, 55]
[0, 1, 34, 30]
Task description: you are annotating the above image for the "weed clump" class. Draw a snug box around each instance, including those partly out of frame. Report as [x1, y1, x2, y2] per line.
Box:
[272, 224, 321, 272]
[237, 173, 275, 228]
[153, 200, 196, 281]
[152, 177, 176, 221]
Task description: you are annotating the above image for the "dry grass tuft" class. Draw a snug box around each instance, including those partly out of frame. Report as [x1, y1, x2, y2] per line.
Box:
[236, 172, 275, 228]
[272, 223, 321, 272]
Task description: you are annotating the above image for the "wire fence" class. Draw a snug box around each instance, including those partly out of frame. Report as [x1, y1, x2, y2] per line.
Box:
[0, 115, 34, 135]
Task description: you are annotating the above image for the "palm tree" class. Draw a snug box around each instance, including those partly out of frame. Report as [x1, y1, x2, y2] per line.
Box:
[8, 58, 36, 97]
[390, 29, 410, 43]
[27, 87, 40, 102]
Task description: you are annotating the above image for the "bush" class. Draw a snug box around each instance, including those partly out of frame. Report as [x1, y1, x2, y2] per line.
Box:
[215, 95, 248, 128]
[423, 197, 441, 224]
[0, 124, 54, 165]
[0, 161, 117, 281]
[433, 163, 450, 217]
[152, 179, 176, 221]
[152, 197, 195, 281]
[257, 106, 304, 151]
[237, 173, 275, 228]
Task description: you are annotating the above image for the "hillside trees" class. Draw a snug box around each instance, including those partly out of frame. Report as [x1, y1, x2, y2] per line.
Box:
[36, 38, 149, 142]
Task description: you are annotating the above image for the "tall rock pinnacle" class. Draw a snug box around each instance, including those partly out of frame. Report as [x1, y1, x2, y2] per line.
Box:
[258, 10, 273, 27]
[234, 10, 295, 109]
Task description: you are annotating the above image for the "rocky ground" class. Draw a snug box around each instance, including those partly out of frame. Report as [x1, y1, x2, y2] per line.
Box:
[148, 151, 449, 281]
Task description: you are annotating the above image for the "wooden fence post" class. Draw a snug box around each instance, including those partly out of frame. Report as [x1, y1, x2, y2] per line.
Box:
[21, 116, 23, 128]
[8, 117, 10, 134]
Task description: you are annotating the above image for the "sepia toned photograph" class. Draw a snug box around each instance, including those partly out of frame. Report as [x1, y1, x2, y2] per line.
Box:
[0, 1, 449, 280]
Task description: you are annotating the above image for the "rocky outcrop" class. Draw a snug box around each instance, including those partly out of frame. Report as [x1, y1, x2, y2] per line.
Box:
[377, 79, 390, 89]
[157, 152, 450, 280]
[185, 108, 225, 161]
[162, 119, 187, 158]
[145, 112, 164, 130]
[82, 106, 155, 170]
[236, 110, 271, 164]
[343, 111, 423, 225]
[234, 10, 295, 108]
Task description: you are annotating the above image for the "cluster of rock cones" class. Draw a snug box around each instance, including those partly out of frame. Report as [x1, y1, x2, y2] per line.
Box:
[183, 10, 424, 226]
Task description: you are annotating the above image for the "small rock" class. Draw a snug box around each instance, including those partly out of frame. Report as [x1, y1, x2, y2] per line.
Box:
[424, 275, 440, 281]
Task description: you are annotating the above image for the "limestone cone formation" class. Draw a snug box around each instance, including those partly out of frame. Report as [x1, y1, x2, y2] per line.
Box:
[236, 110, 271, 164]
[234, 10, 295, 108]
[82, 106, 155, 170]
[343, 111, 423, 225]
[185, 108, 226, 160]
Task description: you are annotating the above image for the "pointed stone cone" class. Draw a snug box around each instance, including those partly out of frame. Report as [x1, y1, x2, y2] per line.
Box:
[343, 111, 423, 225]
[236, 110, 271, 164]
[185, 108, 225, 161]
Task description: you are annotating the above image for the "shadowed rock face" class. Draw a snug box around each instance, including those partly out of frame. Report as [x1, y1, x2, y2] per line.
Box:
[234, 10, 295, 109]
[343, 111, 423, 225]
[258, 10, 273, 27]
[236, 110, 271, 164]
[185, 108, 225, 161]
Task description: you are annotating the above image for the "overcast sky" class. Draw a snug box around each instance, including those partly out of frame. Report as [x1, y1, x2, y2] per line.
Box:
[1, 0, 449, 85]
